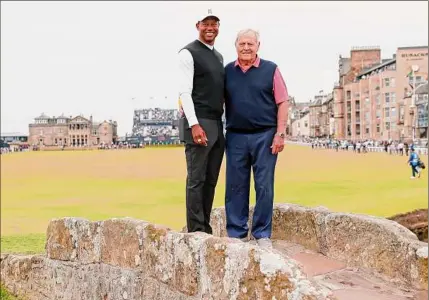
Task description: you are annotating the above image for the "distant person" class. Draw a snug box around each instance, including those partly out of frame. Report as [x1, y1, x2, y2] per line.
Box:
[223, 29, 289, 249]
[408, 147, 421, 179]
[177, 9, 225, 234]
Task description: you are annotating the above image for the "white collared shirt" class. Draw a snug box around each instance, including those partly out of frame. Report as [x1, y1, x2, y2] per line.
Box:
[178, 40, 214, 127]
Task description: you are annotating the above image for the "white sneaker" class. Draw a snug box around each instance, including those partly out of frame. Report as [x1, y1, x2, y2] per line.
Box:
[410, 176, 416, 179]
[239, 237, 248, 242]
[256, 238, 273, 250]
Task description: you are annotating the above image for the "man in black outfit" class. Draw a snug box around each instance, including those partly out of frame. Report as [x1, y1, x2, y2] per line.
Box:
[178, 9, 225, 234]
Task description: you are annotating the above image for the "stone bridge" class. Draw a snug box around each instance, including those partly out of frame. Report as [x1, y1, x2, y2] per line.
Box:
[1, 203, 428, 300]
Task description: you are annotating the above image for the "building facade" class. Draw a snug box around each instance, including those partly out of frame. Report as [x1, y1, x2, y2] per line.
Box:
[309, 92, 334, 138]
[28, 113, 118, 147]
[415, 82, 428, 139]
[291, 110, 310, 138]
[287, 96, 310, 135]
[333, 45, 428, 141]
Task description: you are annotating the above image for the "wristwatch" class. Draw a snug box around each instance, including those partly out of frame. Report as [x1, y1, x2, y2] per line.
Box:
[276, 132, 285, 138]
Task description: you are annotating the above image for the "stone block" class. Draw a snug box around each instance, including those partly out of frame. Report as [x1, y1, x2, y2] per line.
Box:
[100, 218, 149, 268]
[200, 236, 334, 300]
[46, 218, 78, 261]
[141, 223, 173, 282]
[170, 232, 209, 296]
[272, 204, 330, 252]
[409, 242, 428, 290]
[319, 213, 419, 284]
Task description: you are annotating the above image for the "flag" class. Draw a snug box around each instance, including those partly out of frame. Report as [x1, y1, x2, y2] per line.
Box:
[406, 70, 413, 78]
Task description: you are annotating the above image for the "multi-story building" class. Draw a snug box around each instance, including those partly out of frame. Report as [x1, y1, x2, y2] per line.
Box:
[415, 82, 428, 140]
[290, 108, 310, 138]
[28, 113, 118, 147]
[333, 45, 428, 141]
[287, 96, 310, 135]
[309, 91, 334, 137]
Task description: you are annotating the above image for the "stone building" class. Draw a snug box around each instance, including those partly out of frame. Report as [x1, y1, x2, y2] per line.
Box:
[290, 108, 310, 138]
[28, 113, 118, 147]
[287, 96, 310, 135]
[333, 45, 428, 141]
[415, 82, 428, 140]
[309, 91, 334, 138]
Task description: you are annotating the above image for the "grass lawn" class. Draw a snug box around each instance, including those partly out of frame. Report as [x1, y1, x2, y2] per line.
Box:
[1, 144, 427, 254]
[0, 286, 20, 300]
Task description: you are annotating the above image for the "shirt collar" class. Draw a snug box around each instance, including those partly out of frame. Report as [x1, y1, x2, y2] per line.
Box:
[198, 39, 214, 50]
[234, 55, 260, 68]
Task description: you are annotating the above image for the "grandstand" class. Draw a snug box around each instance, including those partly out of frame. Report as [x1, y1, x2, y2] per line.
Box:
[130, 108, 180, 144]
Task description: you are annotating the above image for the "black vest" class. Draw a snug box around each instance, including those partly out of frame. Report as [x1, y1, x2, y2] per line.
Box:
[182, 40, 225, 120]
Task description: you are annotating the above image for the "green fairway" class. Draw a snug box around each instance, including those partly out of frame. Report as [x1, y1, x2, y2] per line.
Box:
[1, 145, 427, 254]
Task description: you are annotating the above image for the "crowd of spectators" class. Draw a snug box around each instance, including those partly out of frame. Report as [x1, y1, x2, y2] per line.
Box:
[288, 136, 428, 155]
[133, 108, 178, 123]
[132, 108, 179, 138]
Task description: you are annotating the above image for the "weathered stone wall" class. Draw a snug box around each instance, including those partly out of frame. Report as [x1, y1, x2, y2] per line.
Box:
[1, 217, 334, 300]
[210, 204, 428, 290]
[2, 203, 427, 300]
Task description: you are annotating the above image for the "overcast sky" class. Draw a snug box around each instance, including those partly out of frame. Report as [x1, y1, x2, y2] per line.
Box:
[1, 1, 428, 136]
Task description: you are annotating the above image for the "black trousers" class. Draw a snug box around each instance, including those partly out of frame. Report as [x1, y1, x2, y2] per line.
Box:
[185, 118, 225, 234]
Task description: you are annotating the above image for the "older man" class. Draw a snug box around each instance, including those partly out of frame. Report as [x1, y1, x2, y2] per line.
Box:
[178, 10, 225, 234]
[224, 29, 289, 249]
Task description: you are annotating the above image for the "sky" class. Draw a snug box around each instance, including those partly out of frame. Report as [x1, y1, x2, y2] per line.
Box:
[1, 1, 428, 136]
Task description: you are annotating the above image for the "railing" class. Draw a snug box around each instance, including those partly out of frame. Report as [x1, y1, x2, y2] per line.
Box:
[285, 141, 429, 155]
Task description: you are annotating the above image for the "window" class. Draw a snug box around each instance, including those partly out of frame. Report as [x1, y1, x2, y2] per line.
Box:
[376, 94, 381, 105]
[346, 90, 351, 100]
[365, 98, 370, 104]
[365, 127, 370, 134]
[355, 101, 360, 110]
[391, 122, 396, 129]
[376, 109, 381, 119]
[391, 107, 396, 118]
[376, 124, 380, 132]
[365, 112, 370, 121]
[304, 122, 308, 127]
[385, 122, 390, 130]
[385, 93, 390, 103]
[391, 92, 396, 103]
[384, 78, 390, 87]
[399, 105, 405, 122]
[390, 78, 396, 87]
[384, 107, 390, 118]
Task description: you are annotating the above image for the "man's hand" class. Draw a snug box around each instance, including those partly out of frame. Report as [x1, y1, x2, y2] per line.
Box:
[191, 124, 208, 146]
[271, 134, 285, 154]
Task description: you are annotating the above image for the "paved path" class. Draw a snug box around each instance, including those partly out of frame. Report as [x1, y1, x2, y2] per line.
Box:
[252, 240, 428, 300]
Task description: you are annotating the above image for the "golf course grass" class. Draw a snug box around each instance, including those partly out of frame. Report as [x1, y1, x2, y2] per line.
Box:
[1, 144, 427, 254]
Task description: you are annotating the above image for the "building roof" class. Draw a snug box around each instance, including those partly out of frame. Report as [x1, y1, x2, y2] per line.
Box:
[57, 113, 69, 119]
[1, 132, 28, 137]
[398, 46, 428, 50]
[310, 98, 322, 107]
[322, 93, 333, 105]
[35, 113, 50, 119]
[358, 58, 396, 78]
[415, 82, 428, 95]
